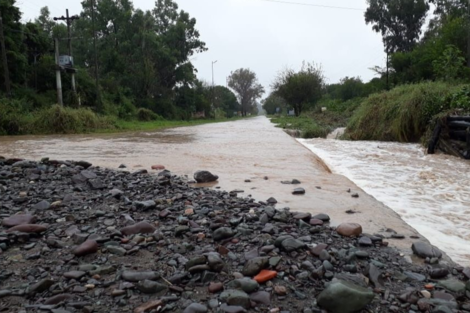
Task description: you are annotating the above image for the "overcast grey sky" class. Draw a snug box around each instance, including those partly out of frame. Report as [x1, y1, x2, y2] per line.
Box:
[18, 0, 386, 92]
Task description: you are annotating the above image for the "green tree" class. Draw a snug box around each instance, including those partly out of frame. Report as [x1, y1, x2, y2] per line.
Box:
[272, 62, 324, 117]
[262, 94, 287, 115]
[35, 6, 55, 36]
[0, 0, 27, 91]
[213, 86, 239, 117]
[228, 68, 264, 116]
[365, 0, 429, 53]
[433, 45, 466, 80]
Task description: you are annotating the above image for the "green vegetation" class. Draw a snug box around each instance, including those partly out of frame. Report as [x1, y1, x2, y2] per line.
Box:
[0, 99, 244, 136]
[0, 0, 261, 136]
[346, 82, 470, 142]
[267, 0, 470, 147]
[270, 98, 362, 139]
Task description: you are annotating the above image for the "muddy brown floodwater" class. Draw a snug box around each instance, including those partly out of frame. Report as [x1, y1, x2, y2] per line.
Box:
[0, 116, 426, 257]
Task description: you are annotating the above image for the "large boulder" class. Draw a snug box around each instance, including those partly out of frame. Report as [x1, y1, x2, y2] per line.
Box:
[317, 280, 375, 313]
[194, 171, 219, 183]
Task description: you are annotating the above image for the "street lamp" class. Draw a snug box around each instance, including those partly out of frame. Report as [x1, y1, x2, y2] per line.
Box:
[211, 60, 218, 109]
[212, 60, 218, 87]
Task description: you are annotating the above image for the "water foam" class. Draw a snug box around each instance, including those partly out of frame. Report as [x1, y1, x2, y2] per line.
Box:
[298, 138, 470, 266]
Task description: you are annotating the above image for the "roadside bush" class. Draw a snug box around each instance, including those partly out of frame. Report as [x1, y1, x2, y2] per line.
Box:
[0, 98, 31, 135]
[117, 96, 137, 120]
[346, 82, 468, 142]
[302, 123, 330, 138]
[137, 108, 163, 121]
[33, 104, 112, 134]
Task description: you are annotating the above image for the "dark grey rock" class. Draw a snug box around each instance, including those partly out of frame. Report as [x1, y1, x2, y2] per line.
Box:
[194, 171, 219, 183]
[213, 227, 234, 241]
[411, 242, 442, 259]
[317, 280, 374, 313]
[242, 257, 269, 276]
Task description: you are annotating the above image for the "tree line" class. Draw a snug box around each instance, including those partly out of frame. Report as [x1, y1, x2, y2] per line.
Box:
[0, 0, 264, 120]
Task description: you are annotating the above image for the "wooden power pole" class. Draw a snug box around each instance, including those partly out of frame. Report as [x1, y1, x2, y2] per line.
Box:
[0, 14, 11, 97]
[54, 38, 63, 106]
[91, 0, 101, 105]
[54, 10, 79, 94]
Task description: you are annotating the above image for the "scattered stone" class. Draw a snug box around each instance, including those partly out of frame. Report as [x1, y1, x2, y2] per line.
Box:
[184, 303, 208, 313]
[194, 171, 219, 183]
[242, 257, 269, 276]
[336, 223, 362, 237]
[213, 227, 234, 241]
[254, 270, 277, 283]
[412, 242, 442, 259]
[292, 188, 305, 195]
[134, 300, 164, 313]
[6, 224, 47, 233]
[317, 280, 375, 313]
[73, 240, 98, 256]
[2, 214, 36, 227]
[32, 200, 51, 210]
[121, 221, 156, 236]
[122, 271, 160, 282]
[220, 290, 251, 308]
[312, 213, 330, 222]
[266, 197, 277, 204]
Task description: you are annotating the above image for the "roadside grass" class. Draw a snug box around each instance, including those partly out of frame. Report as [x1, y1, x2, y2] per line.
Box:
[346, 82, 470, 142]
[0, 102, 248, 136]
[270, 98, 361, 139]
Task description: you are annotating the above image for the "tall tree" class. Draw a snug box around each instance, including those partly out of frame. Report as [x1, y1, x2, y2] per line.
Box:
[35, 6, 55, 36]
[228, 68, 264, 116]
[272, 62, 324, 117]
[0, 0, 26, 90]
[365, 0, 430, 53]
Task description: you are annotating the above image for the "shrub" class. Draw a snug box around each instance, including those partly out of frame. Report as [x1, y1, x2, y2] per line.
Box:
[302, 123, 330, 138]
[0, 98, 31, 135]
[137, 108, 163, 121]
[117, 96, 137, 120]
[33, 104, 112, 134]
[346, 82, 469, 142]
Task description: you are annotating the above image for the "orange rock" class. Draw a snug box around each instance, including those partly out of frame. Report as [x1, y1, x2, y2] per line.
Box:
[336, 223, 362, 237]
[184, 208, 194, 215]
[424, 284, 435, 290]
[134, 300, 163, 313]
[254, 270, 277, 283]
[6, 224, 47, 233]
[151, 165, 165, 170]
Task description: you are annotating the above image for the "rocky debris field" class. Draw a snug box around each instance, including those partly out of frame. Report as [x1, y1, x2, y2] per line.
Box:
[1, 157, 470, 313]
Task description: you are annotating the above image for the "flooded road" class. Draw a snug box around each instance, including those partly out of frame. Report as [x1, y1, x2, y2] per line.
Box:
[300, 138, 470, 266]
[0, 117, 431, 257]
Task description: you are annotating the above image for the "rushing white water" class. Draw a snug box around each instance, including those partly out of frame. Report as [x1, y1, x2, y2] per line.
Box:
[299, 137, 470, 266]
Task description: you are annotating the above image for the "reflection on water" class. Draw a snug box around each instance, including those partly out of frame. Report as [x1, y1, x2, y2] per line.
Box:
[299, 138, 470, 266]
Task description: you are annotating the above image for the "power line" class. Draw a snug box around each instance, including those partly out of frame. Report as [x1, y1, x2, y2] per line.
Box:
[252, 0, 365, 11]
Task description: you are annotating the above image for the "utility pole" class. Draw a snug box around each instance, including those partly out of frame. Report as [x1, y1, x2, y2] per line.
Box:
[53, 10, 79, 94]
[386, 52, 389, 90]
[0, 14, 11, 97]
[91, 0, 101, 107]
[54, 38, 63, 106]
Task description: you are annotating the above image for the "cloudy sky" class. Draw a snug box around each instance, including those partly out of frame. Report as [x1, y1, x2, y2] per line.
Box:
[18, 0, 386, 93]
